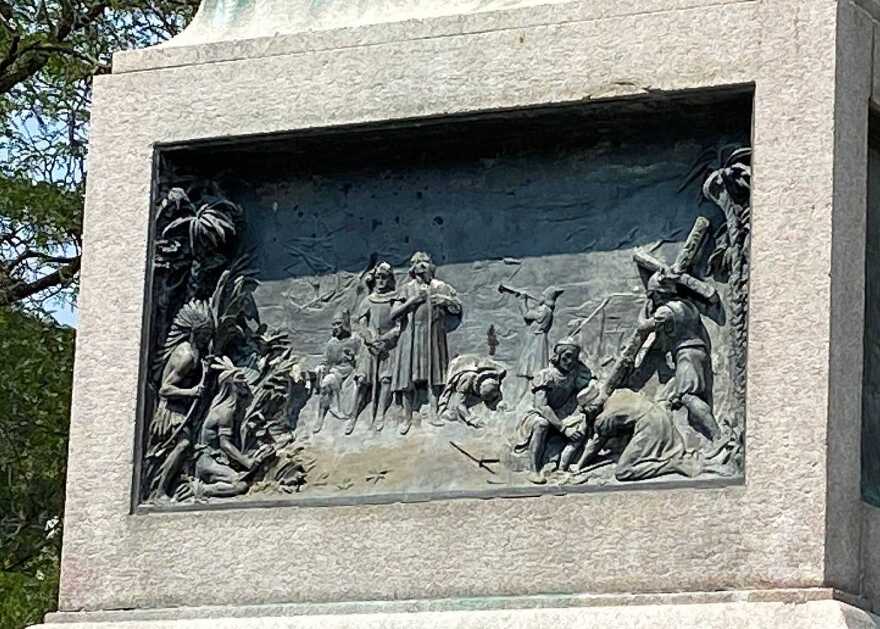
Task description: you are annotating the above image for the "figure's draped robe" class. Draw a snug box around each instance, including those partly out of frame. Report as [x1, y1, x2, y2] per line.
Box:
[392, 278, 462, 391]
[516, 303, 552, 380]
[322, 335, 364, 420]
[595, 389, 697, 481]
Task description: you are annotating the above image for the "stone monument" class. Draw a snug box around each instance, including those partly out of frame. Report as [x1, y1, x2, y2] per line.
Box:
[31, 0, 880, 627]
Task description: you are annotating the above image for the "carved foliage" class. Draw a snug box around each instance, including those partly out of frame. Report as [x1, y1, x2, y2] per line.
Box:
[139, 143, 752, 507]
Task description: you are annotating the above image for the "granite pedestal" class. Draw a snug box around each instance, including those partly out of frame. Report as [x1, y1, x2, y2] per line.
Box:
[33, 0, 880, 627]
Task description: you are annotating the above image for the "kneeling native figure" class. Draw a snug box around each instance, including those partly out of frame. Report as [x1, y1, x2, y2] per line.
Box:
[514, 337, 596, 484]
[193, 360, 273, 499]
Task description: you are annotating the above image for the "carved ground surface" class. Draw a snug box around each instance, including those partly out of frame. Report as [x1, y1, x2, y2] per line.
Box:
[140, 98, 751, 508]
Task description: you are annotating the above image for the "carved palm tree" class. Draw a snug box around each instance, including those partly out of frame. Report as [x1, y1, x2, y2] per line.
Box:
[161, 197, 239, 257]
[683, 145, 751, 434]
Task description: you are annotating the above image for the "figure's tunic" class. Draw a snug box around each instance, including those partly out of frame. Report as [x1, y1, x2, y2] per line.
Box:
[654, 300, 712, 401]
[320, 335, 364, 420]
[356, 292, 402, 384]
[515, 304, 553, 379]
[392, 278, 462, 390]
[514, 362, 594, 450]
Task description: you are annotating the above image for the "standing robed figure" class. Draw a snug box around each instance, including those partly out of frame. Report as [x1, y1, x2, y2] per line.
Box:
[391, 251, 463, 433]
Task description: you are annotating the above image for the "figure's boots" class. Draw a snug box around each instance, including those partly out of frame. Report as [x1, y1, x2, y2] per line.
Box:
[399, 390, 414, 435]
[344, 415, 357, 435]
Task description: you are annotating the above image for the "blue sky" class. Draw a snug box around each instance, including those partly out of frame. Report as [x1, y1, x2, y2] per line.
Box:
[50, 302, 78, 327]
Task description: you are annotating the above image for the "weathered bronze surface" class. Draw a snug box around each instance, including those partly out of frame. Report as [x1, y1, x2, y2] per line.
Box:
[137, 97, 751, 508]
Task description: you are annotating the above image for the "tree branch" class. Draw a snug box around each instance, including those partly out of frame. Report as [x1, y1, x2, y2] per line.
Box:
[3, 255, 81, 304]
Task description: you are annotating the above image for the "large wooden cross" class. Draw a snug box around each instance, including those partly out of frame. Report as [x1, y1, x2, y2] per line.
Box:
[632, 216, 717, 304]
[581, 216, 717, 405]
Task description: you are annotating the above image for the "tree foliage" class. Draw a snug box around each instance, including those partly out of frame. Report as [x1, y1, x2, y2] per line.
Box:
[1, 0, 198, 310]
[0, 309, 72, 629]
[0, 2, 197, 626]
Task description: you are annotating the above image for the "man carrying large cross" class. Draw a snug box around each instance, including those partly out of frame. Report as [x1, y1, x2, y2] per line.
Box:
[631, 217, 725, 447]
[637, 270, 721, 443]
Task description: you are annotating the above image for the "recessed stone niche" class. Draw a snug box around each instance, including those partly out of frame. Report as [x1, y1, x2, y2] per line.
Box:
[138, 91, 752, 510]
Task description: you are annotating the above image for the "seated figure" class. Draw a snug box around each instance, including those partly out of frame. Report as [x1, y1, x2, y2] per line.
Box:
[313, 308, 366, 435]
[513, 337, 596, 484]
[193, 360, 272, 499]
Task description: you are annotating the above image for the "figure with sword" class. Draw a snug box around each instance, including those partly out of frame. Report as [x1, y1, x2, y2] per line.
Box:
[390, 252, 463, 434]
[354, 261, 403, 432]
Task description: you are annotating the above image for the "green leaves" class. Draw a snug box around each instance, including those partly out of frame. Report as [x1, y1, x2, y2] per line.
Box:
[0, 1, 200, 310]
[0, 308, 73, 628]
[0, 2, 198, 626]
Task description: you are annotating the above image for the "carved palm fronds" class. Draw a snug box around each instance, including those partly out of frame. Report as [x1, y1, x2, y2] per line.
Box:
[208, 256, 260, 358]
[161, 197, 240, 258]
[154, 188, 196, 272]
[681, 145, 752, 275]
[683, 145, 752, 432]
[241, 344, 301, 458]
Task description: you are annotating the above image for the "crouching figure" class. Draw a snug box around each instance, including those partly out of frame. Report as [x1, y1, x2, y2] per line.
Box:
[193, 359, 272, 499]
[437, 354, 507, 427]
[513, 337, 596, 484]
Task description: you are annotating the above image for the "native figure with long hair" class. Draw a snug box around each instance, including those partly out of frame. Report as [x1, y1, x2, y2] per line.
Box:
[193, 358, 272, 499]
[145, 300, 214, 498]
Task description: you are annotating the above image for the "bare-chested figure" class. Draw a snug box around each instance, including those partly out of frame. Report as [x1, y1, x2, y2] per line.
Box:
[194, 363, 272, 498]
[146, 300, 213, 498]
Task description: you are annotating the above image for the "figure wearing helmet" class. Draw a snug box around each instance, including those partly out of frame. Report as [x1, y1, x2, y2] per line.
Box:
[437, 354, 507, 427]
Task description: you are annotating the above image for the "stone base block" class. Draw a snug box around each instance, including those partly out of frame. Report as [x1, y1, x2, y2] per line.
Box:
[33, 590, 880, 629]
